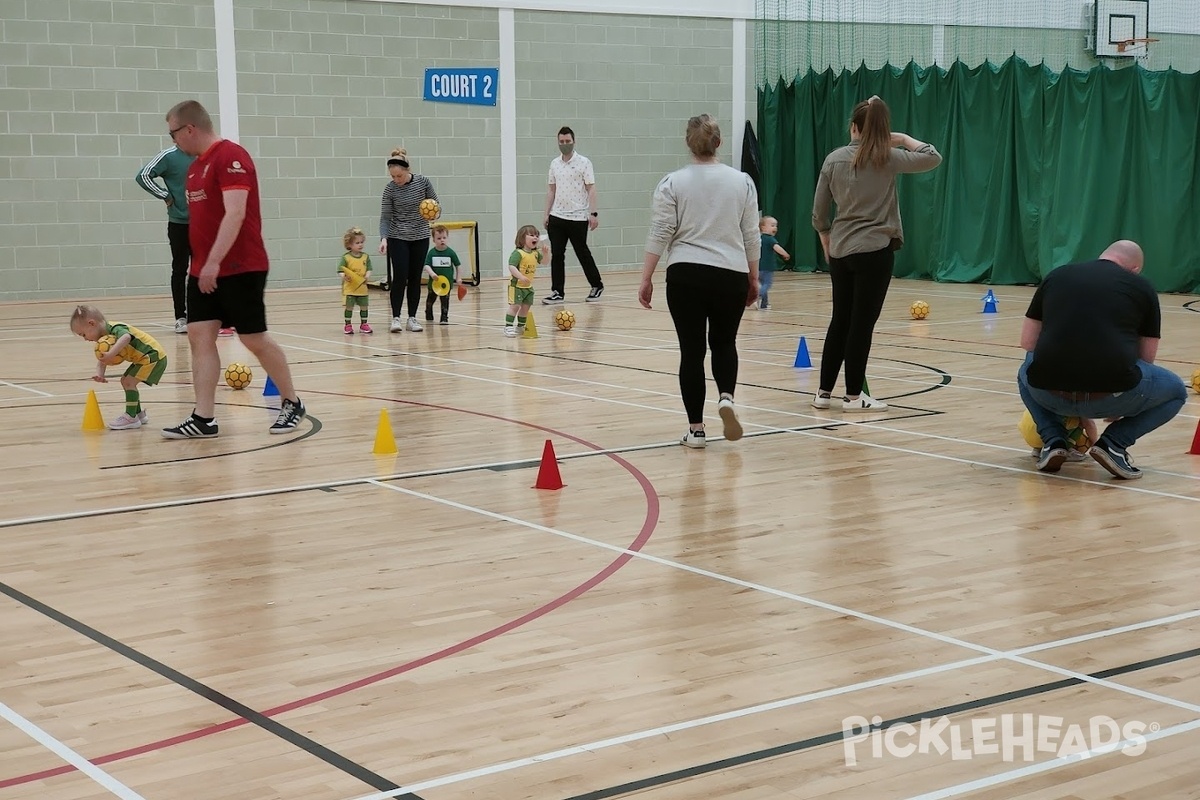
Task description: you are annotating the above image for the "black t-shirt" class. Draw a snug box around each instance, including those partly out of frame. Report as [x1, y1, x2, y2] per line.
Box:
[1025, 259, 1160, 392]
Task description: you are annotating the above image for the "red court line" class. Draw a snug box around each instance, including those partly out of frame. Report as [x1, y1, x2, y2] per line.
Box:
[1, 394, 662, 788]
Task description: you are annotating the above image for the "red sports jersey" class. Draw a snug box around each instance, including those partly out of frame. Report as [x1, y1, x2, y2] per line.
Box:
[185, 140, 269, 276]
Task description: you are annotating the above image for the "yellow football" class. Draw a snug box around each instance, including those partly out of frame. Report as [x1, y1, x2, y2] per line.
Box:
[224, 362, 253, 390]
[554, 309, 576, 331]
[419, 198, 440, 221]
[94, 334, 125, 364]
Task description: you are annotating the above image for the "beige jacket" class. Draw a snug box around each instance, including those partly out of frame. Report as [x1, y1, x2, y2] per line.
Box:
[812, 141, 941, 258]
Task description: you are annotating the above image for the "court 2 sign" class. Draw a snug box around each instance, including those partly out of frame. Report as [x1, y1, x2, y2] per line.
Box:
[423, 68, 498, 107]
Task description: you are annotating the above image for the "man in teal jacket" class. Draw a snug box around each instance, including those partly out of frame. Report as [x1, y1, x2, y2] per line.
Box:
[136, 145, 195, 333]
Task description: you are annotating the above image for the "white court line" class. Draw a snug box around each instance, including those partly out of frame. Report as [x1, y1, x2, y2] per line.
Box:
[338, 480, 1200, 800]
[342, 658, 1000, 800]
[0, 378, 54, 397]
[10, 299, 1198, 792]
[0, 700, 146, 799]
[902, 718, 1200, 800]
[368, 481, 1200, 713]
[274, 334, 1200, 495]
[0, 333, 1190, 529]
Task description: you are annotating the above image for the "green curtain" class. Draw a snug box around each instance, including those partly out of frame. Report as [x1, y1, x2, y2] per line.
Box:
[758, 57, 1200, 293]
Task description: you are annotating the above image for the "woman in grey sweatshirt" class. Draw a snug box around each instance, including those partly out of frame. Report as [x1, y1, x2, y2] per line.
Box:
[639, 114, 760, 449]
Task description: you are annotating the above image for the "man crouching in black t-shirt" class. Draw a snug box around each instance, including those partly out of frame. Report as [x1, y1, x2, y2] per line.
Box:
[1017, 240, 1187, 480]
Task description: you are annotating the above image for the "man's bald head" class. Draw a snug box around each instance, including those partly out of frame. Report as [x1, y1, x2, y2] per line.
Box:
[1100, 240, 1144, 274]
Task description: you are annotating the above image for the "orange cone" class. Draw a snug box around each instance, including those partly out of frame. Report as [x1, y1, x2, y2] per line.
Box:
[532, 439, 564, 490]
[1189, 419, 1200, 455]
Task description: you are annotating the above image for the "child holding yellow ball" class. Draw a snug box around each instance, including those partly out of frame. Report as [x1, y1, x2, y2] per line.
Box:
[70, 304, 167, 430]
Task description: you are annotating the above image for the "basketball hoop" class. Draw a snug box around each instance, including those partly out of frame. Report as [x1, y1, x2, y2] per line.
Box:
[1115, 37, 1159, 54]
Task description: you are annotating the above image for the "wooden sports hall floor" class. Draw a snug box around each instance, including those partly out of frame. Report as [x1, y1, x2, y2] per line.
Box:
[3, 272, 1200, 800]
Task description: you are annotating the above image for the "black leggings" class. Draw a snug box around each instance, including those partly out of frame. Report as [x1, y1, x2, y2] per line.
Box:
[167, 221, 191, 320]
[819, 246, 894, 397]
[665, 263, 749, 425]
[386, 237, 429, 319]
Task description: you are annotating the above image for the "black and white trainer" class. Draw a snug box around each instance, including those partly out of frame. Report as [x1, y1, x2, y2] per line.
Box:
[586, 285, 604, 302]
[161, 413, 219, 439]
[269, 398, 307, 434]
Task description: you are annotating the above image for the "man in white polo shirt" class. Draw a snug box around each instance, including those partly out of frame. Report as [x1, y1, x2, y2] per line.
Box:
[543, 126, 603, 304]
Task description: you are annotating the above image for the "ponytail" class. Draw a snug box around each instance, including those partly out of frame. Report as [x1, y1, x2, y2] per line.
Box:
[851, 96, 891, 171]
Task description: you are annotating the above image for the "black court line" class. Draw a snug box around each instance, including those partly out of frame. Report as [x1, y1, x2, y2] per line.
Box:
[516, 351, 953, 409]
[482, 411, 941, 473]
[0, 407, 938, 533]
[0, 580, 421, 799]
[562, 645, 1200, 800]
[103, 413, 323, 469]
[0, 398, 323, 469]
[874, 359, 952, 401]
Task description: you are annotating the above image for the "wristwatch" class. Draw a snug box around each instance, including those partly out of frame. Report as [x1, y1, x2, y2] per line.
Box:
[590, 212, 598, 217]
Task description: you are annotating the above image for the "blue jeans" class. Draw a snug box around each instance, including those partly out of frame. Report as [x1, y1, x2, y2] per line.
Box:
[1017, 352, 1187, 450]
[759, 270, 774, 306]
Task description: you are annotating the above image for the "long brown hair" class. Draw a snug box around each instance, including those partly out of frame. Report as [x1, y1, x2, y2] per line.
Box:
[851, 96, 891, 170]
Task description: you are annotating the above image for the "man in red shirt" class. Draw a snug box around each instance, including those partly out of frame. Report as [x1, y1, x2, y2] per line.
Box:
[161, 100, 307, 438]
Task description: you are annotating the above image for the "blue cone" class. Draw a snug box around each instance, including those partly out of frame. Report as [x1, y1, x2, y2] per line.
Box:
[793, 336, 812, 368]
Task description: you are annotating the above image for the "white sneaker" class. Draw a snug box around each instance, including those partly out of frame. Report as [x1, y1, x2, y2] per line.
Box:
[137, 410, 149, 424]
[109, 413, 143, 430]
[389, 316, 404, 332]
[174, 318, 187, 334]
[503, 326, 517, 338]
[681, 429, 706, 448]
[717, 397, 743, 441]
[843, 394, 888, 412]
[811, 392, 833, 409]
[407, 317, 423, 332]
[1031, 447, 1087, 463]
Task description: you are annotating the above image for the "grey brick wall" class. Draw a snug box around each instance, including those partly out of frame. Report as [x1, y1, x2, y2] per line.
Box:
[233, 0, 501, 288]
[515, 11, 734, 277]
[0, 0, 742, 302]
[0, 0, 217, 301]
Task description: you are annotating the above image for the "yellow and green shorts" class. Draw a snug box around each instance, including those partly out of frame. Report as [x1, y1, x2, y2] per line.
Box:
[125, 357, 168, 386]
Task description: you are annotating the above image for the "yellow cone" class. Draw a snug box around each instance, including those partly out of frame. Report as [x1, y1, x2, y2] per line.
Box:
[523, 310, 538, 339]
[373, 408, 397, 455]
[82, 389, 105, 431]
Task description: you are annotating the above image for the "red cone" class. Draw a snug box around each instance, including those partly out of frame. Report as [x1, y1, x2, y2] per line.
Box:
[1189, 419, 1200, 455]
[533, 439, 565, 490]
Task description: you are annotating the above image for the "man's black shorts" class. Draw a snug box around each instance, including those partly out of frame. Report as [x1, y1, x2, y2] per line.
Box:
[186, 271, 269, 334]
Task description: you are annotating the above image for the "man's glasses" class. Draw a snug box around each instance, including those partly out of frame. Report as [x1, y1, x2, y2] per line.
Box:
[168, 124, 189, 140]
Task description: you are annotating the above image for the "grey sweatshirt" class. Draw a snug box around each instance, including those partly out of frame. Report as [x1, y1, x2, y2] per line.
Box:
[645, 162, 761, 272]
[812, 142, 942, 258]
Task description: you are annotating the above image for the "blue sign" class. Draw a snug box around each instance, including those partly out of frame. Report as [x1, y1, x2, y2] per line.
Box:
[423, 68, 498, 107]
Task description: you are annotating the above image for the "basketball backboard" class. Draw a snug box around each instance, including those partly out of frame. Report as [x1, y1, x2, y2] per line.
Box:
[1094, 0, 1150, 58]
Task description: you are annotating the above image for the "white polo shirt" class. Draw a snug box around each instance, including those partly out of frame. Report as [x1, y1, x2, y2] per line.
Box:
[548, 153, 595, 222]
